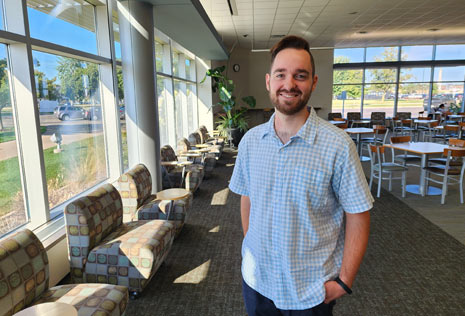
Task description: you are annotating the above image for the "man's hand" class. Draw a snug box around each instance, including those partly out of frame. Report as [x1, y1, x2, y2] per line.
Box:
[324, 280, 347, 303]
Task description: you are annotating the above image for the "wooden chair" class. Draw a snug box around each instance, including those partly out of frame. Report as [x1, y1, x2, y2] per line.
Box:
[390, 135, 421, 167]
[428, 138, 465, 167]
[425, 147, 465, 204]
[328, 112, 342, 120]
[368, 144, 408, 198]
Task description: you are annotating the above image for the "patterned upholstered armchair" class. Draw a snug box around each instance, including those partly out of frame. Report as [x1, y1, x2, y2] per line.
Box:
[198, 125, 224, 148]
[160, 145, 204, 192]
[177, 137, 216, 174]
[370, 112, 386, 127]
[64, 183, 176, 297]
[113, 163, 192, 234]
[0, 229, 128, 316]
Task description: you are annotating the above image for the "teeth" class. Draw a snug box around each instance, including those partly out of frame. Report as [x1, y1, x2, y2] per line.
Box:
[281, 93, 298, 98]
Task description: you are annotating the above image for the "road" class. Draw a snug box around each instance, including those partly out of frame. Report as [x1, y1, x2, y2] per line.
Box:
[0, 114, 108, 161]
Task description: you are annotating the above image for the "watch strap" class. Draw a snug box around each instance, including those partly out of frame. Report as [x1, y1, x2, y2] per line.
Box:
[334, 276, 352, 294]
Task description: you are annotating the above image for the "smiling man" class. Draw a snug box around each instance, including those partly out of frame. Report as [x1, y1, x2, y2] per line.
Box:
[229, 36, 374, 316]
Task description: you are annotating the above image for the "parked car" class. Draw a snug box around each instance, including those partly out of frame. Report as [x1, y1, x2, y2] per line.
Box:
[119, 106, 125, 120]
[84, 106, 102, 120]
[423, 97, 455, 111]
[57, 106, 85, 121]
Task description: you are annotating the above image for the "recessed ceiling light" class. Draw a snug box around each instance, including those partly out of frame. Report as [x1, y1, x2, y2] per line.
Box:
[357, 31, 368, 34]
[427, 28, 440, 32]
[270, 34, 286, 38]
[349, 12, 358, 15]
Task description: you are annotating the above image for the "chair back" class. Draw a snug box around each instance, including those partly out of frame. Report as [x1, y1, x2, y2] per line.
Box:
[0, 229, 49, 314]
[333, 117, 346, 121]
[177, 137, 191, 155]
[64, 184, 123, 282]
[337, 123, 348, 129]
[397, 112, 412, 120]
[197, 128, 209, 143]
[328, 112, 342, 120]
[113, 164, 153, 222]
[391, 135, 411, 143]
[443, 148, 465, 158]
[449, 138, 465, 147]
[444, 125, 459, 132]
[370, 112, 386, 125]
[417, 117, 430, 120]
[347, 112, 361, 121]
[401, 119, 412, 127]
[188, 132, 202, 145]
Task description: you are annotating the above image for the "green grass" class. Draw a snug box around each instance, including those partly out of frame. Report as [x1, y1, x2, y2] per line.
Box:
[332, 99, 424, 110]
[0, 126, 47, 143]
[0, 135, 105, 216]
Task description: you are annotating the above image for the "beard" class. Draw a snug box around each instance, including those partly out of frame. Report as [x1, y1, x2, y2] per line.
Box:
[270, 87, 312, 116]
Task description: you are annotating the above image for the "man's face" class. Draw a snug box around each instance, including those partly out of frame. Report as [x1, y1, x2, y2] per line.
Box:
[266, 48, 318, 116]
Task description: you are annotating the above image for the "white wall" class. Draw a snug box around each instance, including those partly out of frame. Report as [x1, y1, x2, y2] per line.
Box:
[213, 47, 334, 121]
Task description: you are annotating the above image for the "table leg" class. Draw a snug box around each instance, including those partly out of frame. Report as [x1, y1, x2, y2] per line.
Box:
[180, 166, 186, 187]
[420, 154, 427, 196]
[406, 153, 442, 196]
[166, 199, 174, 221]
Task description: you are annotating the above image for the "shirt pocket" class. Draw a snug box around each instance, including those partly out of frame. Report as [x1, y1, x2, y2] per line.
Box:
[291, 166, 330, 210]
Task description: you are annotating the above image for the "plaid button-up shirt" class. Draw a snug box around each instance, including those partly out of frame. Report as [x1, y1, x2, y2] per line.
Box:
[229, 108, 373, 310]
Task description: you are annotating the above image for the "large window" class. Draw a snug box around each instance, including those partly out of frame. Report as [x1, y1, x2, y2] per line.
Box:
[333, 44, 465, 117]
[0, 45, 27, 235]
[33, 51, 108, 210]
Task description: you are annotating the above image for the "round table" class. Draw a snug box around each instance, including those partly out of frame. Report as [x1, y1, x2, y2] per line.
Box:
[194, 144, 210, 148]
[160, 161, 193, 186]
[156, 188, 191, 221]
[13, 302, 77, 316]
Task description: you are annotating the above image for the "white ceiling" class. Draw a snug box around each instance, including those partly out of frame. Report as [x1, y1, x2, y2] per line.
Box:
[199, 0, 465, 51]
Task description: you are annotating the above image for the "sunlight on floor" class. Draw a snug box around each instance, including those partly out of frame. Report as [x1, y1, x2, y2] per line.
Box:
[209, 225, 220, 233]
[211, 188, 229, 205]
[173, 259, 211, 284]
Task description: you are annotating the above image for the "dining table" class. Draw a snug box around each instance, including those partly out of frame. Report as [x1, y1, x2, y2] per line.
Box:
[344, 127, 374, 161]
[383, 142, 449, 196]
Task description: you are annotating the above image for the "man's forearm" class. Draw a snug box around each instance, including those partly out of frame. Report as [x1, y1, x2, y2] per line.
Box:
[240, 195, 251, 236]
[339, 211, 370, 288]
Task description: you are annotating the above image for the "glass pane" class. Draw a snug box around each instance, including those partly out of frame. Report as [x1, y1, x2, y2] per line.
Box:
[435, 44, 465, 60]
[187, 83, 197, 132]
[186, 58, 195, 81]
[365, 68, 397, 83]
[27, 0, 97, 54]
[117, 66, 127, 169]
[0, 1, 4, 31]
[432, 82, 464, 107]
[334, 48, 364, 63]
[32, 50, 108, 209]
[0, 45, 27, 235]
[174, 80, 185, 139]
[157, 75, 172, 147]
[332, 85, 362, 117]
[363, 84, 396, 118]
[155, 40, 171, 75]
[333, 69, 363, 84]
[401, 45, 433, 61]
[172, 50, 180, 77]
[366, 47, 398, 62]
[398, 83, 430, 116]
[433, 66, 465, 82]
[400, 67, 431, 83]
[112, 8, 121, 61]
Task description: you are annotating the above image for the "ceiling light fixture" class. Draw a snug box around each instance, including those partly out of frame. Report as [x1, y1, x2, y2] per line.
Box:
[357, 31, 369, 34]
[427, 28, 440, 32]
[348, 11, 358, 15]
[270, 34, 286, 38]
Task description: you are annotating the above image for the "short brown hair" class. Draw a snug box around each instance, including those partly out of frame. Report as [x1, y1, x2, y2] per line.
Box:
[270, 35, 315, 77]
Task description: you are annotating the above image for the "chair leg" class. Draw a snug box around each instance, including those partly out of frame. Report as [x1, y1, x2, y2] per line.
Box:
[402, 171, 406, 198]
[460, 179, 464, 204]
[388, 173, 392, 191]
[441, 177, 448, 205]
[377, 172, 382, 198]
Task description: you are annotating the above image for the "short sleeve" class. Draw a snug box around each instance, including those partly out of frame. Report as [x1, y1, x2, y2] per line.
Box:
[332, 139, 374, 213]
[229, 138, 249, 196]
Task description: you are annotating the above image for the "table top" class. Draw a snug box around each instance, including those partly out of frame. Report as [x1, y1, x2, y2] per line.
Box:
[328, 120, 345, 125]
[384, 142, 449, 154]
[180, 153, 202, 157]
[189, 148, 210, 153]
[194, 144, 210, 148]
[161, 160, 193, 166]
[345, 128, 374, 134]
[13, 302, 77, 316]
[414, 119, 438, 124]
[157, 188, 190, 201]
[448, 114, 465, 118]
[352, 120, 371, 124]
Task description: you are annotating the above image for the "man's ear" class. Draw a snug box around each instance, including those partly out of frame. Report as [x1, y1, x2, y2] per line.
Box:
[265, 73, 270, 91]
[311, 74, 318, 92]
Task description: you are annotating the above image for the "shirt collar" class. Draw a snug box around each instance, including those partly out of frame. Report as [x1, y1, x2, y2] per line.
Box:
[261, 107, 318, 145]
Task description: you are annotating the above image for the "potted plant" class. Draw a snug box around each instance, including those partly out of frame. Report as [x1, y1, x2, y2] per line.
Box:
[202, 65, 256, 146]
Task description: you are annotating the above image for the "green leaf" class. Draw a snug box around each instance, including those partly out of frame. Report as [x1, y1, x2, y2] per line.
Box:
[242, 96, 256, 108]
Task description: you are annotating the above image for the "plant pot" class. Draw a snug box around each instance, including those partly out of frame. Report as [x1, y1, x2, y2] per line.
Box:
[230, 127, 244, 147]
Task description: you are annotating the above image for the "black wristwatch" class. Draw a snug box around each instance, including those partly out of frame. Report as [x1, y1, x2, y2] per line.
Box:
[334, 276, 352, 294]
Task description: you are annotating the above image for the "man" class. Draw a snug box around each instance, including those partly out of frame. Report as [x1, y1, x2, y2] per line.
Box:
[229, 35, 373, 315]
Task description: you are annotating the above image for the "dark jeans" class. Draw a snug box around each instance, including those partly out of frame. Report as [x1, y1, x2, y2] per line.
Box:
[242, 279, 335, 316]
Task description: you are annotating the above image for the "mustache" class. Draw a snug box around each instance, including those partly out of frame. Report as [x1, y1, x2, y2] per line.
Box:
[277, 88, 301, 94]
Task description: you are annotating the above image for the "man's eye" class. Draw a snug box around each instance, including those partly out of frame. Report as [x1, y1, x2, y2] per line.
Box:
[275, 74, 284, 78]
[296, 74, 307, 80]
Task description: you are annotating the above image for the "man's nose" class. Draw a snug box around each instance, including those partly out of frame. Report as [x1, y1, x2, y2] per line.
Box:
[283, 76, 297, 90]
